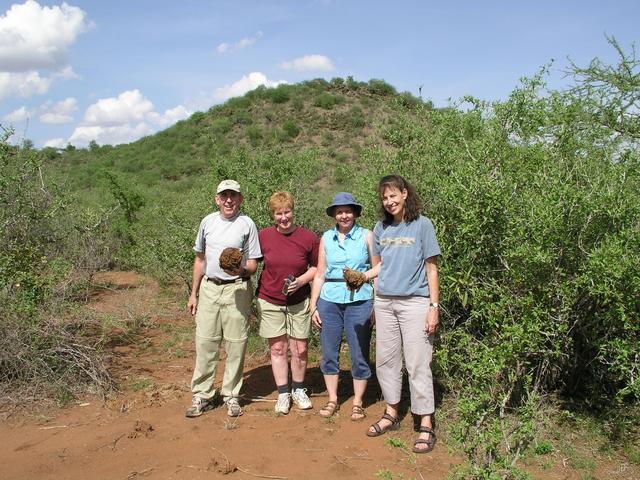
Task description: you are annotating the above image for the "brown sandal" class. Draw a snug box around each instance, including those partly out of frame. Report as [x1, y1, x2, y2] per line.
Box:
[366, 412, 400, 437]
[319, 401, 339, 418]
[350, 405, 366, 421]
[412, 426, 436, 453]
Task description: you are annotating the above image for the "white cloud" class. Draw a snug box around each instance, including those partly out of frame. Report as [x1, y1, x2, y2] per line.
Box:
[69, 123, 153, 146]
[0, 64, 77, 101]
[3, 96, 78, 125]
[216, 31, 262, 54]
[0, 1, 87, 100]
[39, 96, 77, 124]
[67, 89, 192, 146]
[280, 54, 335, 72]
[44, 137, 66, 148]
[0, 0, 91, 72]
[0, 70, 52, 99]
[237, 31, 262, 48]
[3, 106, 31, 122]
[83, 89, 154, 126]
[147, 104, 192, 127]
[214, 72, 286, 102]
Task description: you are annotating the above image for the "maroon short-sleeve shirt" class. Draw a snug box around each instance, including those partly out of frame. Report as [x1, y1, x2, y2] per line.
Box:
[256, 225, 319, 305]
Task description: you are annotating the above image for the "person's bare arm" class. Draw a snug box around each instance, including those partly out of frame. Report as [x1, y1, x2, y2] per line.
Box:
[425, 256, 440, 335]
[310, 238, 326, 328]
[188, 253, 205, 316]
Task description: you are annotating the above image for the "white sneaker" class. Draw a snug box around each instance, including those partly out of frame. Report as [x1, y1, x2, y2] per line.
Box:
[225, 397, 243, 417]
[275, 392, 292, 414]
[185, 395, 216, 418]
[291, 388, 312, 410]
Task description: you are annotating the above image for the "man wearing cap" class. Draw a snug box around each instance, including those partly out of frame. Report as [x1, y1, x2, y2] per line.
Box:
[186, 179, 262, 418]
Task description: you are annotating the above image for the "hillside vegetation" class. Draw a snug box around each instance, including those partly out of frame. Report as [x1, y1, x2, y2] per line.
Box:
[2, 41, 639, 479]
[44, 77, 425, 200]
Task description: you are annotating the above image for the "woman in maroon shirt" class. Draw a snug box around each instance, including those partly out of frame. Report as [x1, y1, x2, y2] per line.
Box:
[256, 191, 319, 414]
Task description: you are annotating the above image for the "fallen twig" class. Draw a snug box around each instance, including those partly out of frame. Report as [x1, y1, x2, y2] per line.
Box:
[126, 467, 153, 479]
[338, 455, 371, 461]
[97, 433, 125, 451]
[182, 465, 205, 471]
[236, 467, 287, 479]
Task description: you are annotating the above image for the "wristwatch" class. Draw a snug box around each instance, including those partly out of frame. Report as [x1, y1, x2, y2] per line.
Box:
[429, 302, 440, 309]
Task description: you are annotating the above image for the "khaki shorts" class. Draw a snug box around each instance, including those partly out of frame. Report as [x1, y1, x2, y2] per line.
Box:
[257, 297, 311, 339]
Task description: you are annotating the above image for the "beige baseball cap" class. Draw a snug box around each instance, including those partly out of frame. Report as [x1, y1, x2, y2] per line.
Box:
[216, 179, 241, 193]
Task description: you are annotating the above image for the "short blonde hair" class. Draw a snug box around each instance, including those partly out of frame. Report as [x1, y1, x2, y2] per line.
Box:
[268, 191, 295, 213]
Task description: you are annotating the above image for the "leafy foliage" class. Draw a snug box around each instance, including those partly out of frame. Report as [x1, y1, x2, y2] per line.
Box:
[0, 128, 112, 400]
[351, 38, 639, 478]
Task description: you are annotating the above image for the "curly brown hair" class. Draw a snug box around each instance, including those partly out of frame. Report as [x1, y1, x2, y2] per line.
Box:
[377, 175, 422, 225]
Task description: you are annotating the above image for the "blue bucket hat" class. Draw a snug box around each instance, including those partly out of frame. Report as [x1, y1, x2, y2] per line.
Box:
[326, 192, 363, 217]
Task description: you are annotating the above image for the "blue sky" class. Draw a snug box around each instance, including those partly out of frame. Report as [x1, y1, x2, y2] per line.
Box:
[1, 0, 638, 148]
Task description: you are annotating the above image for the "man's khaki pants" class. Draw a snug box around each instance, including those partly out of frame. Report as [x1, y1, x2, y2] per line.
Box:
[191, 279, 252, 402]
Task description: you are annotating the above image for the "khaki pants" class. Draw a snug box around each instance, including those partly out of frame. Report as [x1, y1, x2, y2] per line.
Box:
[374, 295, 435, 415]
[191, 279, 252, 402]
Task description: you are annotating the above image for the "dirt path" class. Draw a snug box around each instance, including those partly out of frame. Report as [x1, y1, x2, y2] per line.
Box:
[1, 272, 460, 479]
[1, 272, 631, 480]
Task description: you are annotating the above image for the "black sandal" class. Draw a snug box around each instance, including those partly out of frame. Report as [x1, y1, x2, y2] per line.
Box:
[412, 426, 436, 453]
[366, 412, 400, 437]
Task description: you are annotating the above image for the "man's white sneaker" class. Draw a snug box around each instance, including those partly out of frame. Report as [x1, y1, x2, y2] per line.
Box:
[225, 397, 243, 417]
[291, 388, 312, 410]
[275, 392, 292, 414]
[185, 395, 216, 418]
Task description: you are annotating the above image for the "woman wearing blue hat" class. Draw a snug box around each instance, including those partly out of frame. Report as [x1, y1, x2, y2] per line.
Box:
[309, 192, 375, 420]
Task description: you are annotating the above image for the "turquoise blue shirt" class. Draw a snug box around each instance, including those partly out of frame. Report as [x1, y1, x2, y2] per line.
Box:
[320, 223, 373, 304]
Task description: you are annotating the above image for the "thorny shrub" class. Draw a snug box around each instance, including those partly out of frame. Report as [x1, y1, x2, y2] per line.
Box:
[351, 39, 639, 479]
[0, 128, 114, 403]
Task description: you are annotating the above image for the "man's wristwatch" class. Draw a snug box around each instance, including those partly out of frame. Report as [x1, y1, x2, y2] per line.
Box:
[430, 302, 440, 309]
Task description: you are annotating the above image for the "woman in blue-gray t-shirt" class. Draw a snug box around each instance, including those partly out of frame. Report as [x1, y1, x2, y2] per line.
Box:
[365, 175, 441, 455]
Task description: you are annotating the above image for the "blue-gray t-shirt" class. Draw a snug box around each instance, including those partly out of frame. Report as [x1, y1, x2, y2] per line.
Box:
[372, 215, 441, 297]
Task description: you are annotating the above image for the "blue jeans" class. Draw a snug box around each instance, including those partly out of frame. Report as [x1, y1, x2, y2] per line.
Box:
[317, 297, 373, 379]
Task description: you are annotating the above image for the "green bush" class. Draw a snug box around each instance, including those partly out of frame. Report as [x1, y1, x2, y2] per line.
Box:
[269, 85, 291, 104]
[0, 129, 113, 399]
[211, 117, 233, 135]
[225, 96, 252, 110]
[246, 125, 263, 146]
[280, 120, 301, 141]
[314, 93, 342, 110]
[346, 76, 365, 91]
[367, 78, 397, 96]
[233, 109, 253, 125]
[397, 92, 421, 109]
[351, 40, 639, 478]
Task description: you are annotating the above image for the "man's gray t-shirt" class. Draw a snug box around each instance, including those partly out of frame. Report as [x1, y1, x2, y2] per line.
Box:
[372, 216, 441, 297]
[194, 211, 262, 280]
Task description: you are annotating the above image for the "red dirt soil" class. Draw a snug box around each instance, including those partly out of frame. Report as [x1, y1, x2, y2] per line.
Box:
[0, 272, 634, 480]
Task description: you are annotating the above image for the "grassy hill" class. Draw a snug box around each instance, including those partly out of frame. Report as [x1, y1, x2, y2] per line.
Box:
[45, 77, 430, 200]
